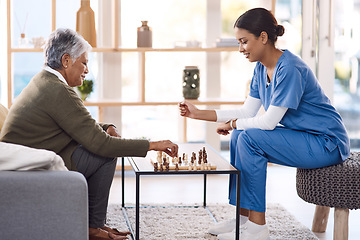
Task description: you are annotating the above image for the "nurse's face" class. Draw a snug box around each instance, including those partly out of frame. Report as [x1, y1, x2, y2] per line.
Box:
[235, 27, 266, 63]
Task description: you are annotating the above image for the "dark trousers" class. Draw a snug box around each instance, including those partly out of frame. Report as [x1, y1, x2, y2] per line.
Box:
[72, 145, 117, 228]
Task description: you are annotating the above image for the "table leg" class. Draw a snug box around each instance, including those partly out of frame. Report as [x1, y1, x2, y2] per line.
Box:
[135, 173, 140, 240]
[122, 157, 125, 208]
[235, 171, 241, 240]
[203, 173, 207, 207]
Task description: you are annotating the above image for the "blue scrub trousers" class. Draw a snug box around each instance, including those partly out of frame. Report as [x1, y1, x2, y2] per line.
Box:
[228, 127, 342, 212]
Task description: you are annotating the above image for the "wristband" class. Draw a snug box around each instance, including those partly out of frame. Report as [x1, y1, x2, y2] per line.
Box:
[229, 119, 235, 130]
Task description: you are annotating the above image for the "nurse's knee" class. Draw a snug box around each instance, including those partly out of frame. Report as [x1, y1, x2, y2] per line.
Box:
[238, 128, 263, 146]
[231, 129, 243, 144]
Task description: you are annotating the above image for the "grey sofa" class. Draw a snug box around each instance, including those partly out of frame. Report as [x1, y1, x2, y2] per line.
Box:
[0, 170, 88, 240]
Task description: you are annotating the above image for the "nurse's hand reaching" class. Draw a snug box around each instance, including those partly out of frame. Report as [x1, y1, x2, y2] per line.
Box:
[178, 100, 217, 121]
[179, 101, 199, 119]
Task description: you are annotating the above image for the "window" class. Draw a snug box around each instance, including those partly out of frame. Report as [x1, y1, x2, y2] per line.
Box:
[333, 0, 360, 150]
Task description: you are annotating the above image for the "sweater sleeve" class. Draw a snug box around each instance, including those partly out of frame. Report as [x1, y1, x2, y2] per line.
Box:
[215, 96, 262, 122]
[49, 84, 149, 158]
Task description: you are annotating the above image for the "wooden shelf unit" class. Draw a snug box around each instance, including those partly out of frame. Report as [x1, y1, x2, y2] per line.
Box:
[6, 0, 244, 143]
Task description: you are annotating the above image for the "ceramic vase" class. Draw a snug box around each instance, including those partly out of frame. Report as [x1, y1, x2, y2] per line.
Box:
[183, 66, 200, 99]
[76, 0, 97, 47]
[137, 21, 152, 48]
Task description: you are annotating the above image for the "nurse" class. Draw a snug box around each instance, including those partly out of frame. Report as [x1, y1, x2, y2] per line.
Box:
[178, 7, 350, 240]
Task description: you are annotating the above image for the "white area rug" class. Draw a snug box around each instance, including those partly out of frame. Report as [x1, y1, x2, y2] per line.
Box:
[106, 203, 318, 240]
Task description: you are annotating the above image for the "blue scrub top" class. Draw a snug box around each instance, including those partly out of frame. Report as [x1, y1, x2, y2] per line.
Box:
[249, 50, 350, 160]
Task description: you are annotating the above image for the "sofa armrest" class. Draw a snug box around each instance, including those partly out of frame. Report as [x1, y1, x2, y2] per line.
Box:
[0, 171, 88, 240]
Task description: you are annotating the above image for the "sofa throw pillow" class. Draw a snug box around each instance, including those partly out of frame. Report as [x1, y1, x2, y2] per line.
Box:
[0, 104, 8, 131]
[0, 142, 68, 171]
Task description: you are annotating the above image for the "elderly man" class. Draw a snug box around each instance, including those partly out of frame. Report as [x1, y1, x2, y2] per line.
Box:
[0, 28, 178, 240]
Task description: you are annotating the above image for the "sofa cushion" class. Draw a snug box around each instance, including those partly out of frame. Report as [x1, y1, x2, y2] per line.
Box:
[0, 104, 9, 131]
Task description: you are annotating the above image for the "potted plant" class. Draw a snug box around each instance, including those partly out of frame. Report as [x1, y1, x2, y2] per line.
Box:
[77, 79, 94, 101]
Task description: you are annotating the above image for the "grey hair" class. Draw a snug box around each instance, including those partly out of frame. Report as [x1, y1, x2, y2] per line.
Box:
[44, 28, 92, 69]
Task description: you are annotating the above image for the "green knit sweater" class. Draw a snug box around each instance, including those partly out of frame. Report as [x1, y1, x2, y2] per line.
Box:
[0, 70, 149, 170]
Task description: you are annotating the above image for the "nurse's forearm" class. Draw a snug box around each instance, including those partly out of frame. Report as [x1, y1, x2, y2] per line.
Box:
[194, 109, 217, 122]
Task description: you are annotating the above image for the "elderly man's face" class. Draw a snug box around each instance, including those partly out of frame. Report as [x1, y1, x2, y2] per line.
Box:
[65, 52, 89, 87]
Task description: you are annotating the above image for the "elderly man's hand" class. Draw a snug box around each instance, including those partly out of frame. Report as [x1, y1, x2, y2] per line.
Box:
[106, 126, 121, 138]
[149, 140, 178, 157]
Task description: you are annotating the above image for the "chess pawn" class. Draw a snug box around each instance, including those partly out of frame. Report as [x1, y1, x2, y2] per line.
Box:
[178, 156, 182, 164]
[188, 165, 192, 171]
[153, 162, 158, 172]
[159, 163, 164, 171]
[175, 163, 179, 171]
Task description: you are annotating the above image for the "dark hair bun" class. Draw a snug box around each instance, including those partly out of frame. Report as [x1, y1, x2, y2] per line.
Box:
[276, 25, 285, 36]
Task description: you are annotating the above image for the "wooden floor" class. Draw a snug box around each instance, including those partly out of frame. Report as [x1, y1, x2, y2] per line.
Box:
[109, 153, 360, 240]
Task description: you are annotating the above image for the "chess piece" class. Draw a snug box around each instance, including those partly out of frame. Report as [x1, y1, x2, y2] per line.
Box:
[157, 151, 162, 162]
[178, 156, 182, 164]
[154, 162, 158, 172]
[175, 163, 179, 171]
[204, 153, 208, 163]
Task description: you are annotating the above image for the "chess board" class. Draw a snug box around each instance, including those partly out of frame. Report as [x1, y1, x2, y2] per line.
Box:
[150, 146, 217, 172]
